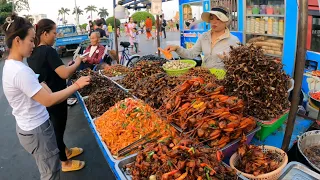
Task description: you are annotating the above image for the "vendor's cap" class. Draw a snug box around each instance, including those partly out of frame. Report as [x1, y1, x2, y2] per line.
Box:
[201, 7, 229, 23]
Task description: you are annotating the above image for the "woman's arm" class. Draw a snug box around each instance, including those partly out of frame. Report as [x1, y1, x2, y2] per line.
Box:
[15, 68, 90, 108]
[47, 47, 82, 80]
[166, 36, 202, 59]
[33, 77, 89, 107]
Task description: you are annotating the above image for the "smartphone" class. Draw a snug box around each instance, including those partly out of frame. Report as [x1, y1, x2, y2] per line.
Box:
[80, 52, 90, 58]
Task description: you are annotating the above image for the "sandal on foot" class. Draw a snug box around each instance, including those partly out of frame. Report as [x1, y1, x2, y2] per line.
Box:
[62, 160, 85, 172]
[67, 147, 83, 159]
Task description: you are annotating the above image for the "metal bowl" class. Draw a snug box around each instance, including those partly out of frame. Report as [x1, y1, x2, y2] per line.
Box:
[298, 130, 320, 173]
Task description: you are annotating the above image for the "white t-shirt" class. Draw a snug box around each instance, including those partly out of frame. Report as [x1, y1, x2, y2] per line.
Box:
[2, 60, 49, 131]
[89, 46, 98, 57]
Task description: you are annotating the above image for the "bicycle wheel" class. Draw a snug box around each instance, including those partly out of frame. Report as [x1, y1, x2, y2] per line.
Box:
[126, 55, 140, 67]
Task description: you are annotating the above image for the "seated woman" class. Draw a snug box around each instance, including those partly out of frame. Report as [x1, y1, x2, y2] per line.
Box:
[80, 32, 105, 69]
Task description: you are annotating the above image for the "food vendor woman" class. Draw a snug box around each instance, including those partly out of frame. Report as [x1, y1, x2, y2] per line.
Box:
[165, 7, 239, 69]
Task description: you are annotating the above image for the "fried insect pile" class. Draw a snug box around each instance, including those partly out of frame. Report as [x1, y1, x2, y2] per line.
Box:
[120, 60, 165, 89]
[223, 44, 290, 120]
[84, 85, 129, 118]
[127, 137, 238, 180]
[160, 78, 256, 149]
[181, 67, 217, 84]
[101, 64, 130, 77]
[133, 73, 186, 109]
[236, 136, 284, 176]
[71, 69, 113, 97]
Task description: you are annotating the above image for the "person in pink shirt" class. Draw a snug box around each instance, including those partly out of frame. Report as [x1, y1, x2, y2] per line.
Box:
[127, 17, 135, 47]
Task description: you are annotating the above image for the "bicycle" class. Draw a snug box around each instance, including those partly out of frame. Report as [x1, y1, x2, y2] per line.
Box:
[119, 41, 140, 67]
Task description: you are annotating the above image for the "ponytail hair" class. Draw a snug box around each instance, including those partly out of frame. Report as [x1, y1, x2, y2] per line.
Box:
[1, 14, 33, 48]
[34, 19, 56, 47]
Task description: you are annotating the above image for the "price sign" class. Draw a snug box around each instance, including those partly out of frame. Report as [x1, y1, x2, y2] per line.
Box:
[151, 0, 162, 15]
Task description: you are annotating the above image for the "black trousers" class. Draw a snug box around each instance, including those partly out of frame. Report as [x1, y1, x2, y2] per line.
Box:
[47, 101, 68, 161]
[161, 28, 166, 38]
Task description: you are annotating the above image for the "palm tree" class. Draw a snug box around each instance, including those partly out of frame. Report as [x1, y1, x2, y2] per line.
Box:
[98, 7, 109, 19]
[72, 6, 83, 15]
[58, 7, 70, 25]
[23, 14, 34, 24]
[73, 6, 83, 26]
[84, 5, 97, 20]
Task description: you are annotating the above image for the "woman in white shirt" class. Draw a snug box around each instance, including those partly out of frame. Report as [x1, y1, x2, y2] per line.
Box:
[1, 15, 90, 180]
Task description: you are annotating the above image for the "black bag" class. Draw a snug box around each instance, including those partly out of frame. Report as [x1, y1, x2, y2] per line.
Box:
[162, 20, 167, 28]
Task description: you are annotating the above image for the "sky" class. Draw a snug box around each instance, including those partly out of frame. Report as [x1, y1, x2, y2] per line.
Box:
[18, 0, 179, 25]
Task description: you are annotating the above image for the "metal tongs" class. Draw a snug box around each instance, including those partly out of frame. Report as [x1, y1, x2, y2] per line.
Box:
[117, 130, 159, 157]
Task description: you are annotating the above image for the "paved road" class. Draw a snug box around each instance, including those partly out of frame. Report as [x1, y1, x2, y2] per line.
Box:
[0, 31, 180, 180]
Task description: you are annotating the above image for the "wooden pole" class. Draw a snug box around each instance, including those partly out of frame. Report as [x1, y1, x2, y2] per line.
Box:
[281, 0, 308, 151]
[156, 15, 160, 57]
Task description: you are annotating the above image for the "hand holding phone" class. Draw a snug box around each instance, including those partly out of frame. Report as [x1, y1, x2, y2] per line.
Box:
[80, 52, 90, 58]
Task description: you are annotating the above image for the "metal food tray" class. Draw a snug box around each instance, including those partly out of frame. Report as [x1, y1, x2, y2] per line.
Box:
[278, 161, 320, 180]
[170, 123, 261, 158]
[115, 154, 249, 180]
[99, 70, 131, 92]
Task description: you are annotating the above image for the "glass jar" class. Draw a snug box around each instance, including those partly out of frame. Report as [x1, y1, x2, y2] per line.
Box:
[255, 18, 260, 33]
[247, 6, 253, 15]
[279, 19, 284, 36]
[267, 18, 273, 35]
[266, 5, 274, 15]
[274, 5, 280, 15]
[246, 18, 251, 33]
[260, 5, 267, 14]
[280, 4, 285, 15]
[273, 18, 279, 35]
[252, 5, 260, 14]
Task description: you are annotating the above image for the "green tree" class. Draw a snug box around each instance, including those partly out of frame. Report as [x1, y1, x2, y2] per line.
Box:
[131, 11, 155, 25]
[98, 7, 108, 19]
[80, 23, 88, 30]
[106, 17, 120, 28]
[0, 1, 12, 25]
[5, 0, 29, 12]
[58, 7, 70, 25]
[72, 6, 83, 15]
[85, 5, 97, 21]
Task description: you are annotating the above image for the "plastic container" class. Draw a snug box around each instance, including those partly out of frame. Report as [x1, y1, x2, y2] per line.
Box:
[209, 68, 226, 80]
[273, 18, 279, 35]
[279, 19, 284, 36]
[255, 18, 260, 33]
[266, 5, 274, 14]
[230, 145, 288, 180]
[280, 4, 285, 15]
[251, 18, 255, 32]
[246, 18, 251, 33]
[260, 5, 267, 14]
[247, 6, 253, 15]
[274, 5, 280, 15]
[306, 101, 318, 119]
[163, 60, 197, 76]
[267, 18, 273, 34]
[279, 161, 320, 179]
[259, 18, 265, 34]
[255, 111, 289, 140]
[220, 126, 261, 158]
[252, 5, 260, 14]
